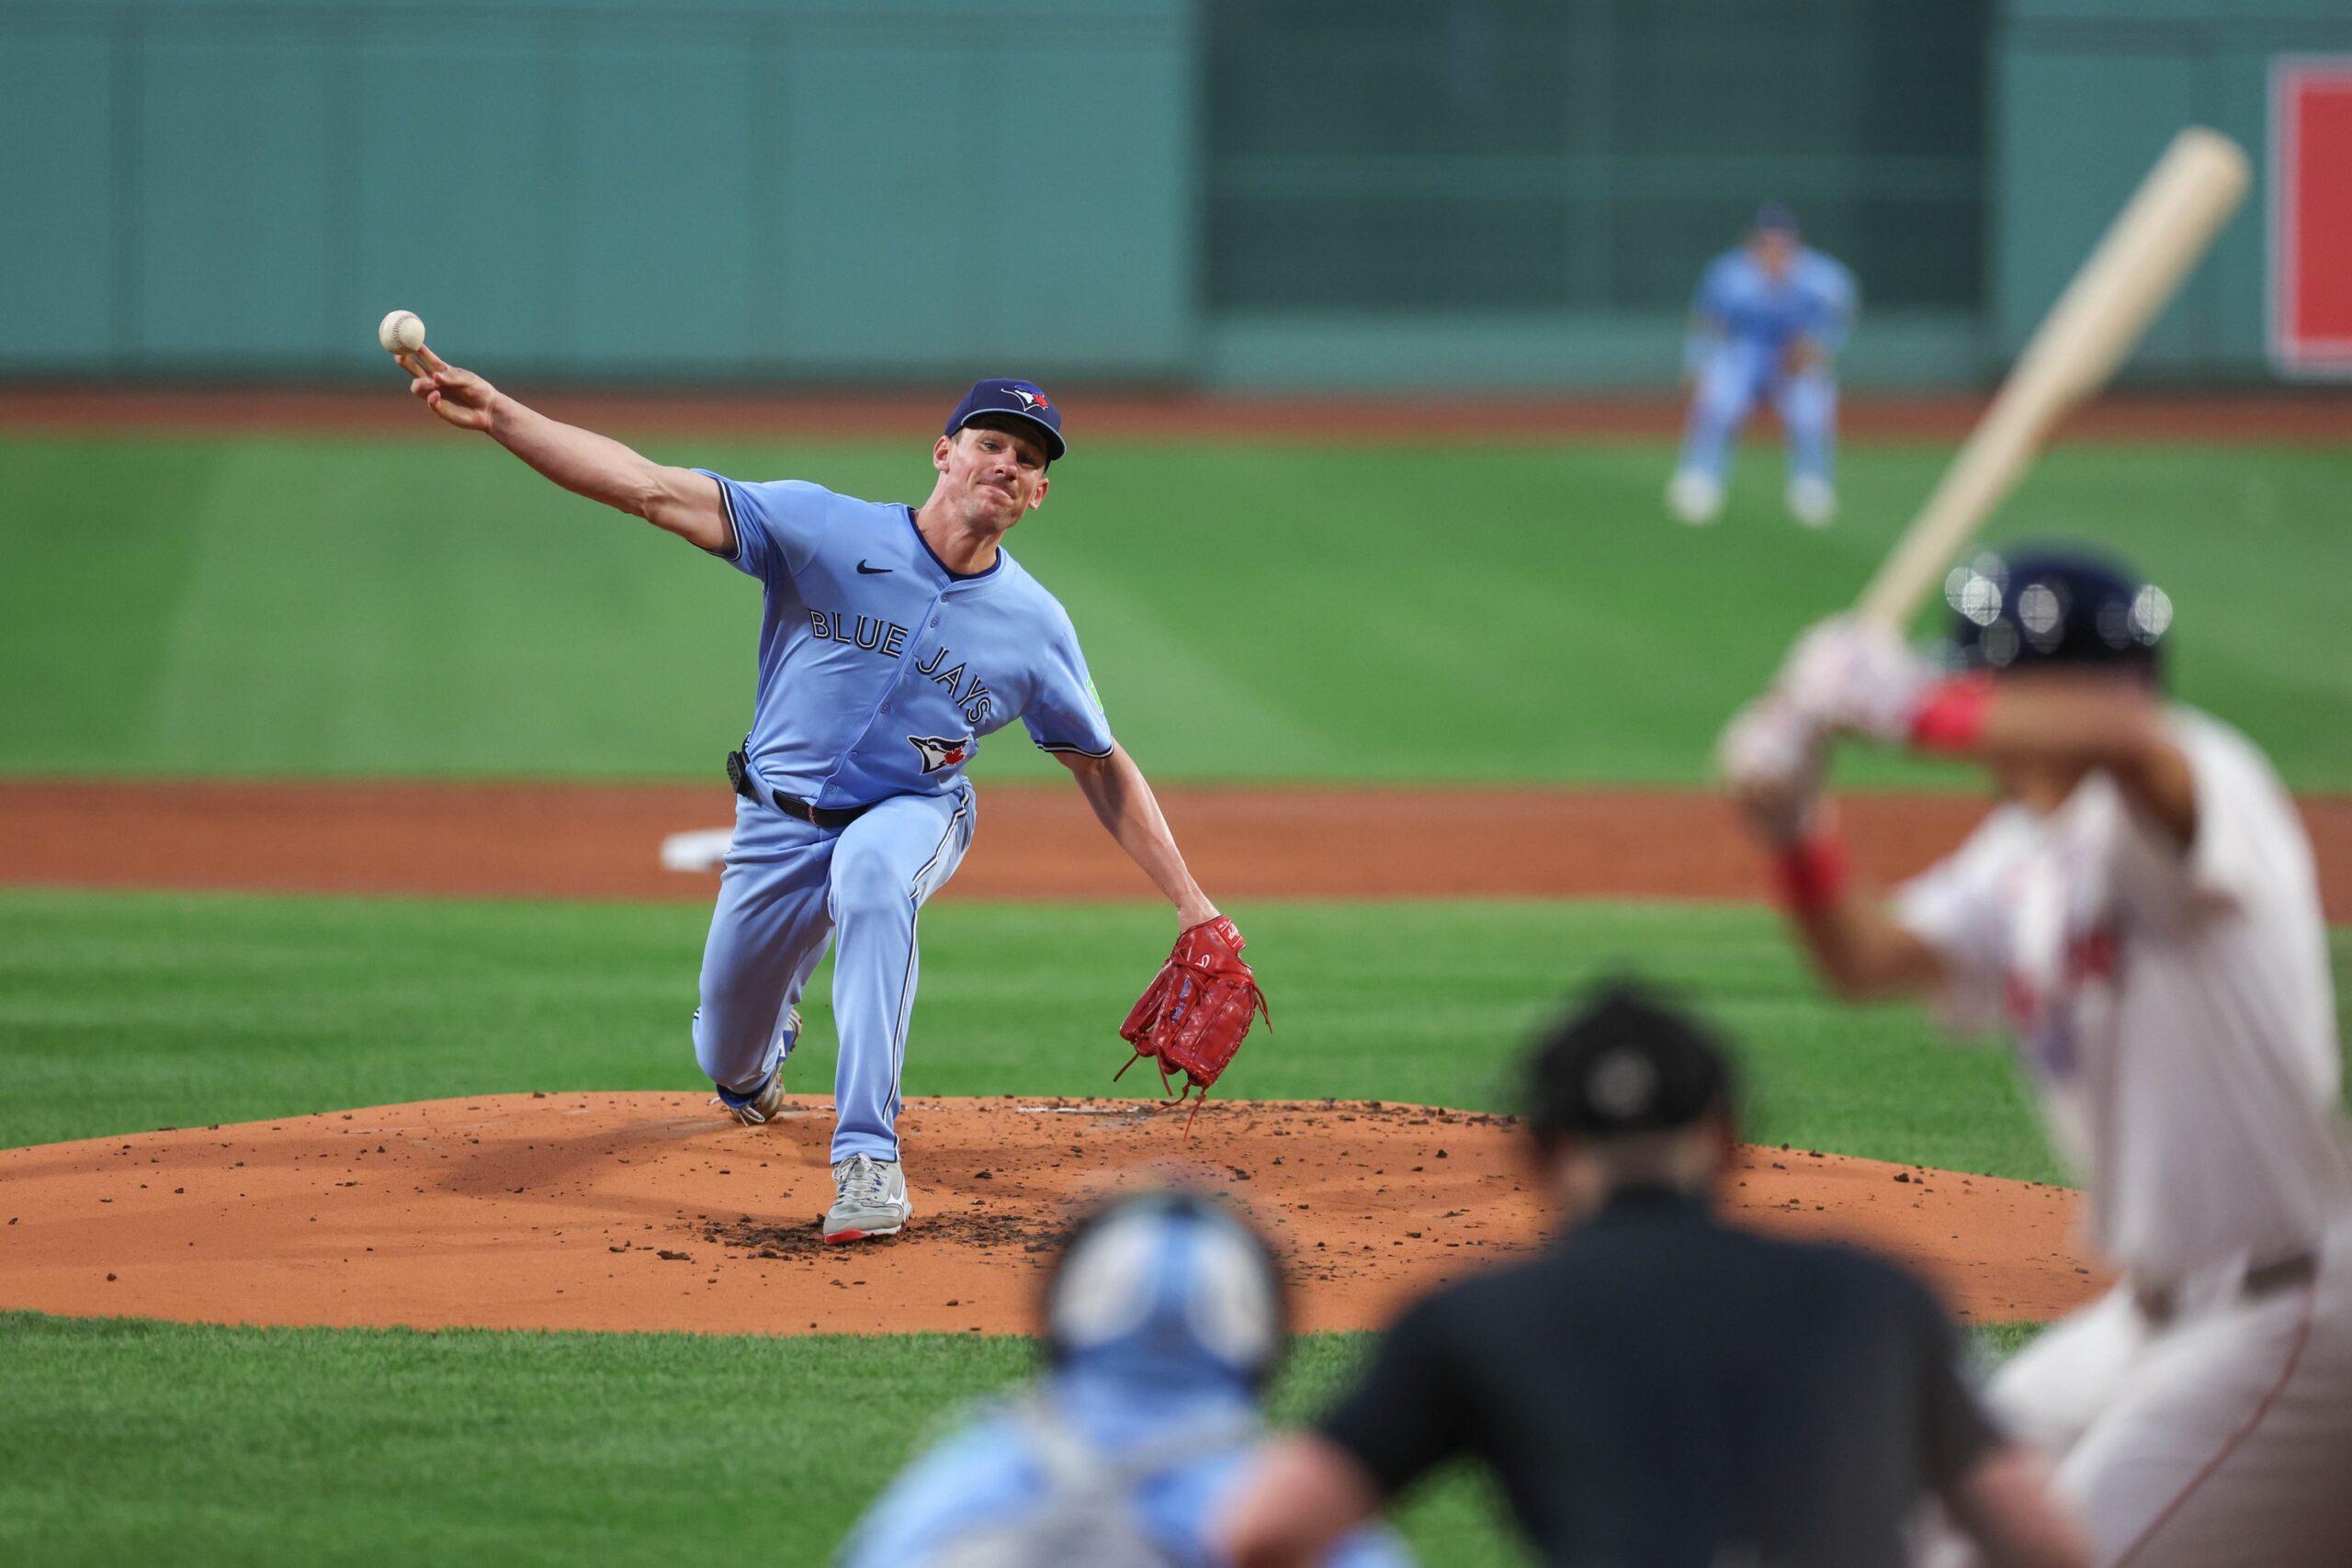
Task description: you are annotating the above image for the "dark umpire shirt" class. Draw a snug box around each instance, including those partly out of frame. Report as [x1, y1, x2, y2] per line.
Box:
[1318, 1187, 2001, 1568]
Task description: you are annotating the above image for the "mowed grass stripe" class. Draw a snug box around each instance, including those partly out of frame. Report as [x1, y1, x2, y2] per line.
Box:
[12, 887, 2351, 1175]
[0, 1315, 1057, 1568]
[0, 1312, 2046, 1568]
[0, 885, 2104, 1180]
[3, 436, 2347, 784]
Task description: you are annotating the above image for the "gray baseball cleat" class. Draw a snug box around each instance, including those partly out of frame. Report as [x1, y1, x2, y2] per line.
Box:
[710, 1008, 801, 1126]
[1786, 475, 1838, 528]
[822, 1154, 912, 1244]
[1667, 469, 1724, 525]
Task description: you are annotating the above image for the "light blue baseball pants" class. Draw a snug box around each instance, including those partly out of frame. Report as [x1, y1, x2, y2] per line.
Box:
[691, 781, 976, 1164]
[1677, 340, 1838, 487]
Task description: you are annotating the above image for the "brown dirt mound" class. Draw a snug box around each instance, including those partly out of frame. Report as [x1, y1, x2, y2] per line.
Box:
[7, 780, 2352, 917]
[0, 1094, 2103, 1337]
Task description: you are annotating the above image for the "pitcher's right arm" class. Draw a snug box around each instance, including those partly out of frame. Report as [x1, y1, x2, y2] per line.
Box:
[397, 346, 729, 553]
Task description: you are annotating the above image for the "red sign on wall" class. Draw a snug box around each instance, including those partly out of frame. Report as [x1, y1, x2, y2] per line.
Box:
[2271, 58, 2352, 377]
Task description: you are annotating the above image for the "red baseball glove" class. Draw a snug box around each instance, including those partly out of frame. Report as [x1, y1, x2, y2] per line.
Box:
[1116, 916, 1270, 1123]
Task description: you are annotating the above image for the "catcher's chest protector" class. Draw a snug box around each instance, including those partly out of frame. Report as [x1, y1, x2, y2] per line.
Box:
[922, 1404, 1255, 1568]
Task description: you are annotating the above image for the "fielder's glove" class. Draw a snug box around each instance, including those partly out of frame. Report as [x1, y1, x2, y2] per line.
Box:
[1116, 916, 1269, 1125]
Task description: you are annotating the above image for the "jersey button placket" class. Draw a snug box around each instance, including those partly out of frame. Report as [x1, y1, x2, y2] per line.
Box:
[870, 589, 950, 747]
[824, 584, 944, 798]
[908, 589, 953, 716]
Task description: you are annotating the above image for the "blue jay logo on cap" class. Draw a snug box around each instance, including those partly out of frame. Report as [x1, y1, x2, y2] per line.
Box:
[946, 378, 1067, 460]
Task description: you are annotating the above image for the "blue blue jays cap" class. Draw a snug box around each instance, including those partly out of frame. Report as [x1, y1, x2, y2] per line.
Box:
[1754, 202, 1799, 236]
[946, 378, 1066, 462]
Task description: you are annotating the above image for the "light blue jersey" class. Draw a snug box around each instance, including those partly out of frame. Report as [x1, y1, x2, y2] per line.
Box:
[837, 1377, 1413, 1568]
[1685, 245, 1856, 370]
[699, 475, 1114, 807]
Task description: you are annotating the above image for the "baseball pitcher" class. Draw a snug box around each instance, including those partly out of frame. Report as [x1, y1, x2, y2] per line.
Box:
[1719, 547, 2352, 1565]
[1667, 203, 1857, 529]
[395, 353, 1263, 1243]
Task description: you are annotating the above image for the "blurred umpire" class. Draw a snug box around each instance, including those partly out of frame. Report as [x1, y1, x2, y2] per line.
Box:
[1217, 982, 2090, 1568]
[835, 1189, 1408, 1568]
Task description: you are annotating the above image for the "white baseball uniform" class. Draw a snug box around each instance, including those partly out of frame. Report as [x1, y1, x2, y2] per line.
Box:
[1897, 707, 2352, 1566]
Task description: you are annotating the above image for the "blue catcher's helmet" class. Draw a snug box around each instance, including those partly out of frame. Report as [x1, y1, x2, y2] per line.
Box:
[1941, 545, 2173, 679]
[1044, 1190, 1286, 1392]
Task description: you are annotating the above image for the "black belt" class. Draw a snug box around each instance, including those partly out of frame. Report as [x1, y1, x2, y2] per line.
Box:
[727, 750, 875, 829]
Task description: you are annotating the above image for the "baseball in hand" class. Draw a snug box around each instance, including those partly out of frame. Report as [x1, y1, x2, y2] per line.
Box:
[377, 310, 426, 355]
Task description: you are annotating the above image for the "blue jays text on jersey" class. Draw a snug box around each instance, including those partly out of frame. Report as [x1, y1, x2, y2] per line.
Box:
[804, 609, 1001, 731]
[697, 473, 1114, 807]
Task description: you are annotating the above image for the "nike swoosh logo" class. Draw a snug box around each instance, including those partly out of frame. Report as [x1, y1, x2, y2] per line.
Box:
[856, 560, 890, 575]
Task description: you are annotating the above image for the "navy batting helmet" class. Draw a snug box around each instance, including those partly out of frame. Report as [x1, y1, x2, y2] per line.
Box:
[1043, 1189, 1286, 1391]
[1941, 545, 2172, 677]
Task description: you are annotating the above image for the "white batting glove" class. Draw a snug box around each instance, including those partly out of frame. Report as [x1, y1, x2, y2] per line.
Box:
[1774, 615, 1935, 744]
[1716, 694, 1826, 844]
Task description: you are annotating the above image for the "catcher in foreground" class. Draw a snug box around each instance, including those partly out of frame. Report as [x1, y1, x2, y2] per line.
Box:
[1118, 916, 1271, 1127]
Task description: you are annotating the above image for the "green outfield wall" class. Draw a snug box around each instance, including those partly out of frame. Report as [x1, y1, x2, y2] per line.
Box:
[3, 0, 2345, 389]
[0, 0, 1198, 381]
[1998, 0, 2352, 380]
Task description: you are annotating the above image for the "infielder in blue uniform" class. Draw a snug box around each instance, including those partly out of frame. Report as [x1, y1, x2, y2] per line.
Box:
[1667, 204, 1858, 529]
[396, 351, 1230, 1243]
[837, 1190, 1412, 1568]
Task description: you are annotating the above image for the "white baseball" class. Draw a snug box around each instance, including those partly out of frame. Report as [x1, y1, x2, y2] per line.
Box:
[377, 310, 426, 355]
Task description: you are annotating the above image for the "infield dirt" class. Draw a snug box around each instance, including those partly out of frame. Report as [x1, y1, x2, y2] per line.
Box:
[0, 1093, 2104, 1337]
[7, 779, 2352, 916]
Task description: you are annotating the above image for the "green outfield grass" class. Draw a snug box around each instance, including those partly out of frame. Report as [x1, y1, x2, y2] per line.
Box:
[8, 883, 2349, 1171]
[1, 886, 2089, 1178]
[0, 1312, 2047, 1568]
[3, 436, 2346, 786]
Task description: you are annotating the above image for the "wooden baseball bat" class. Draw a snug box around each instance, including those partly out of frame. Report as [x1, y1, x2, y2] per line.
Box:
[1854, 127, 2251, 629]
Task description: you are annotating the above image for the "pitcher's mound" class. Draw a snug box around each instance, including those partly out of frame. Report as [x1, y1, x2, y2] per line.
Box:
[0, 1094, 2104, 1336]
